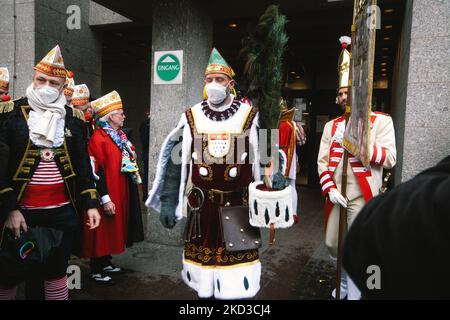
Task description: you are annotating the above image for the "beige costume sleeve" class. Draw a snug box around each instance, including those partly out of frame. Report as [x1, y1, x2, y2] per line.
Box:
[369, 115, 397, 169]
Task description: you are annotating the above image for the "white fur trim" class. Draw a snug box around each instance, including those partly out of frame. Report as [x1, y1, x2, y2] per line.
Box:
[181, 256, 261, 300]
[175, 122, 192, 219]
[279, 149, 287, 176]
[288, 151, 297, 180]
[250, 113, 260, 181]
[290, 179, 298, 214]
[248, 181, 294, 229]
[181, 258, 215, 298]
[145, 114, 187, 213]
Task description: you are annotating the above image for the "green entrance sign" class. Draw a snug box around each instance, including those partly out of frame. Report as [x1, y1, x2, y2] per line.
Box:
[156, 54, 181, 81]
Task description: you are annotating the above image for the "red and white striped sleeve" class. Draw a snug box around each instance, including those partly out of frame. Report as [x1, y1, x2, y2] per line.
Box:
[319, 171, 336, 196]
[369, 114, 396, 169]
[317, 121, 337, 196]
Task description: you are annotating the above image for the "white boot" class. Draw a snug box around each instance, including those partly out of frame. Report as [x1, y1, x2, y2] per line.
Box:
[330, 255, 348, 299]
[331, 270, 348, 299]
[347, 274, 361, 300]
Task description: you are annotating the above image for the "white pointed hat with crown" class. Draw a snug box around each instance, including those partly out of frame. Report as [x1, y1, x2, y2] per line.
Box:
[0, 67, 9, 91]
[34, 45, 68, 79]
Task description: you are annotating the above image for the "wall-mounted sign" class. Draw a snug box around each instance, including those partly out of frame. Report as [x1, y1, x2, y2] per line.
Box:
[154, 50, 183, 84]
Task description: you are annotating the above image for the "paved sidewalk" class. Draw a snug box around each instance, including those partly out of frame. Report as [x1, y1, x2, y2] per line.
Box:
[67, 187, 336, 300]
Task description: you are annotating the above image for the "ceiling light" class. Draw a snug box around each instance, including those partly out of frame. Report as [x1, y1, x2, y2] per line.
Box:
[228, 23, 237, 28]
[385, 25, 393, 29]
[384, 37, 391, 41]
[385, 9, 394, 13]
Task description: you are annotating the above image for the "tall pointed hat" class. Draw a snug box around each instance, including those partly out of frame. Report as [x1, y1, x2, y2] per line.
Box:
[338, 36, 351, 89]
[72, 84, 90, 107]
[34, 45, 68, 78]
[64, 72, 75, 97]
[205, 48, 235, 79]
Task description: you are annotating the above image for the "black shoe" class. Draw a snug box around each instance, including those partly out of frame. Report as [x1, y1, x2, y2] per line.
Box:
[90, 273, 115, 286]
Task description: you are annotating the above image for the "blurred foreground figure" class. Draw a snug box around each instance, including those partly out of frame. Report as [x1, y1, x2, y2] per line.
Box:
[344, 156, 450, 299]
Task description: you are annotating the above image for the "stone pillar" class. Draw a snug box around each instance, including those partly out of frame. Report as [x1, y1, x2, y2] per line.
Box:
[35, 0, 102, 97]
[392, 0, 450, 183]
[0, 0, 102, 98]
[0, 0, 36, 98]
[147, 0, 212, 246]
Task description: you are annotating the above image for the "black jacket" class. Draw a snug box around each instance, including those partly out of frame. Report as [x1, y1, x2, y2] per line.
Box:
[343, 156, 450, 299]
[0, 97, 99, 222]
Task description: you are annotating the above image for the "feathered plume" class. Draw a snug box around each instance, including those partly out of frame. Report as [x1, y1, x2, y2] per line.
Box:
[240, 5, 288, 132]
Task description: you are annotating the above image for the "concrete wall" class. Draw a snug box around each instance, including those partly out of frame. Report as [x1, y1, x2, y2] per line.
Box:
[35, 0, 102, 97]
[0, 0, 102, 98]
[0, 0, 36, 98]
[391, 0, 413, 184]
[102, 60, 151, 147]
[393, 0, 450, 183]
[89, 1, 131, 26]
[147, 0, 213, 246]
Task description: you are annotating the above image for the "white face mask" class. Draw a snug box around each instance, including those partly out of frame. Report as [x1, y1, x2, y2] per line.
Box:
[205, 81, 229, 105]
[36, 86, 61, 104]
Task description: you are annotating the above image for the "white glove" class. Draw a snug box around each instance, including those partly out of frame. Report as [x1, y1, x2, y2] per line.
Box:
[328, 188, 348, 208]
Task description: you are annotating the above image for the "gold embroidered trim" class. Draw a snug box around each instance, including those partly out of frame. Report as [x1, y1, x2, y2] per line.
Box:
[34, 62, 67, 78]
[242, 106, 257, 132]
[184, 243, 215, 264]
[81, 189, 98, 199]
[0, 101, 13, 114]
[17, 183, 28, 201]
[184, 243, 259, 265]
[0, 187, 13, 194]
[13, 139, 31, 181]
[62, 139, 76, 179]
[216, 246, 258, 264]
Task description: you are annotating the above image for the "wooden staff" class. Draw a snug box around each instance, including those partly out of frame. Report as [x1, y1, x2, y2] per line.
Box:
[336, 0, 358, 301]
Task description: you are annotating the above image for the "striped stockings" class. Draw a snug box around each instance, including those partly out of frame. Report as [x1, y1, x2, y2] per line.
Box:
[0, 285, 17, 300]
[44, 276, 68, 300]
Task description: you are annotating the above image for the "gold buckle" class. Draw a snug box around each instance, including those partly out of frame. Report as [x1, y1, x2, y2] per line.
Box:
[209, 188, 224, 205]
